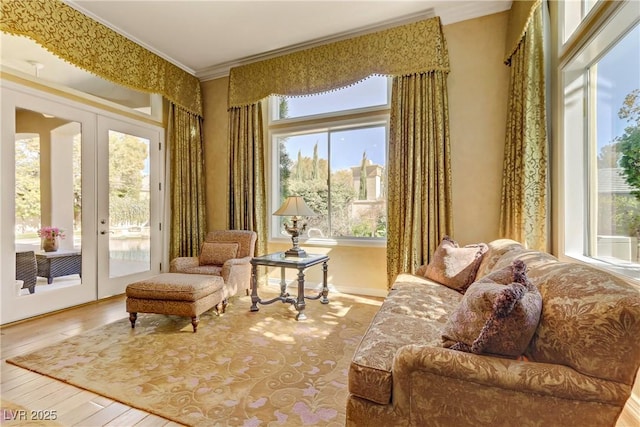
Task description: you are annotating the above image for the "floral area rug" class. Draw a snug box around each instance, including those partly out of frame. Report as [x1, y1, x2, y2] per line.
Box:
[7, 291, 381, 426]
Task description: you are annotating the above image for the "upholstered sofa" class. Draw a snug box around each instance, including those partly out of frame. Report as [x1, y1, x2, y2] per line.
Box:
[347, 238, 640, 427]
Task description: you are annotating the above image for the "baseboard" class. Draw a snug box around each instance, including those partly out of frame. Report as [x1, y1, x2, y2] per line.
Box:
[265, 278, 389, 298]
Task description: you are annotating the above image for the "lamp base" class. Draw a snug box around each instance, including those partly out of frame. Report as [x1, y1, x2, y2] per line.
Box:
[284, 247, 307, 258]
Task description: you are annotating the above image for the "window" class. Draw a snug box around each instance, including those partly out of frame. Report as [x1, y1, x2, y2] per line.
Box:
[269, 76, 390, 242]
[562, 0, 640, 281]
[562, 0, 598, 43]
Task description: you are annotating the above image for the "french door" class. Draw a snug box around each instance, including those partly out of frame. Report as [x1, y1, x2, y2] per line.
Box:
[1, 81, 164, 323]
[96, 117, 162, 298]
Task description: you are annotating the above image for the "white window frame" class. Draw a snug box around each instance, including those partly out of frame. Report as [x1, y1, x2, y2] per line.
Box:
[559, 0, 640, 283]
[267, 80, 391, 248]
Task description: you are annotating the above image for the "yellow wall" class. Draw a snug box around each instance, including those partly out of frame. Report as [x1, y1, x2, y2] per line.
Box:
[201, 11, 510, 296]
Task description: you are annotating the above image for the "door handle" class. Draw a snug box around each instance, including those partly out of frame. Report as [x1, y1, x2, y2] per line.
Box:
[100, 230, 106, 235]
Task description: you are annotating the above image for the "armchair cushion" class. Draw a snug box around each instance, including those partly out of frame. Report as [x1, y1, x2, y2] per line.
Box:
[199, 242, 239, 266]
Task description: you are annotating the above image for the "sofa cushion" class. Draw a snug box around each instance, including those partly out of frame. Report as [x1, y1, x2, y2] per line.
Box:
[199, 242, 239, 265]
[526, 262, 640, 384]
[422, 236, 488, 292]
[349, 275, 462, 405]
[125, 273, 224, 301]
[442, 260, 542, 358]
[475, 238, 523, 280]
[493, 248, 558, 277]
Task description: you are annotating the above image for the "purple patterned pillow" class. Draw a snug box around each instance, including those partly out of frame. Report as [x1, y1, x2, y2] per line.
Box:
[442, 260, 542, 358]
[423, 236, 488, 292]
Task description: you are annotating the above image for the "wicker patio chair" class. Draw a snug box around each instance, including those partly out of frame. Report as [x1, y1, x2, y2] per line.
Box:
[16, 251, 37, 294]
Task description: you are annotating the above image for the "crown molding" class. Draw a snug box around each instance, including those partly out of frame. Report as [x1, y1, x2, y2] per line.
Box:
[196, 8, 436, 82]
[64, 0, 197, 76]
[197, 1, 512, 82]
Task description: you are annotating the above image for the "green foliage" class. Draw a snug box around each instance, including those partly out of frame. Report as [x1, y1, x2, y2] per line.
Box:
[14, 137, 41, 232]
[108, 132, 149, 227]
[617, 89, 640, 199]
[598, 142, 621, 168]
[278, 97, 289, 120]
[598, 194, 640, 238]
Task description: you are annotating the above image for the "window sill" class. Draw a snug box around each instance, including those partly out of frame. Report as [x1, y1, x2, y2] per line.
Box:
[560, 252, 640, 287]
[269, 236, 387, 249]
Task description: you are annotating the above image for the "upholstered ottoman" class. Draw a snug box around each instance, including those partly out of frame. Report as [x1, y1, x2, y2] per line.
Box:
[126, 273, 225, 332]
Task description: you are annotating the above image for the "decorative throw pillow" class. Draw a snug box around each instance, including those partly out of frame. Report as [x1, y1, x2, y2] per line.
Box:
[423, 236, 488, 292]
[199, 242, 239, 265]
[441, 260, 542, 358]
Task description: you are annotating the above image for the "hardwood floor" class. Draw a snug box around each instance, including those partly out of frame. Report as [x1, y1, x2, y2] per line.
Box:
[1, 295, 184, 426]
[1, 296, 639, 426]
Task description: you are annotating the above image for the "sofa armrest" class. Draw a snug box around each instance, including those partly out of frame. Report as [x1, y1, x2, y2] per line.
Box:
[392, 344, 629, 406]
[169, 256, 199, 272]
[221, 256, 252, 295]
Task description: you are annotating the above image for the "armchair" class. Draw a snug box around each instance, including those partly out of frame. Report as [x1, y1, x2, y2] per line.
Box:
[170, 230, 257, 297]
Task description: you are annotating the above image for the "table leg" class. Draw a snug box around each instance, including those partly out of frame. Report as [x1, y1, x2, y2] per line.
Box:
[280, 266, 287, 297]
[321, 260, 329, 304]
[295, 268, 307, 321]
[250, 264, 260, 312]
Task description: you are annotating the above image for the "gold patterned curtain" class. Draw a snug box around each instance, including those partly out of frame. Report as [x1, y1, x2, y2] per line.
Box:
[168, 104, 207, 259]
[1, 0, 202, 116]
[228, 17, 448, 107]
[227, 16, 450, 278]
[499, 0, 548, 251]
[228, 103, 267, 256]
[387, 72, 453, 286]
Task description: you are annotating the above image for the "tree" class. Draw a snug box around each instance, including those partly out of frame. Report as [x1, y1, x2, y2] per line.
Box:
[108, 133, 148, 226]
[14, 137, 41, 232]
[358, 151, 367, 200]
[598, 142, 621, 168]
[617, 89, 640, 199]
[312, 142, 319, 180]
[278, 137, 292, 199]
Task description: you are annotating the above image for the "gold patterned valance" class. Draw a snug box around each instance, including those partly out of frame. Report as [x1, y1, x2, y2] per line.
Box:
[504, 0, 542, 65]
[1, 0, 202, 116]
[228, 16, 449, 107]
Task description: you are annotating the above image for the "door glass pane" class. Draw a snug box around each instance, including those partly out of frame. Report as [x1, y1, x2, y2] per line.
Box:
[108, 130, 150, 278]
[15, 108, 82, 295]
[592, 24, 640, 277]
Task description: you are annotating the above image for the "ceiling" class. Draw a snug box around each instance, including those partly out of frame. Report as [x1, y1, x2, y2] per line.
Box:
[0, 0, 512, 107]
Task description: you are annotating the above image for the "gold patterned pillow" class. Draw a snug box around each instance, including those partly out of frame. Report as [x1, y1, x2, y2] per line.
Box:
[423, 236, 488, 292]
[442, 260, 542, 358]
[199, 242, 239, 266]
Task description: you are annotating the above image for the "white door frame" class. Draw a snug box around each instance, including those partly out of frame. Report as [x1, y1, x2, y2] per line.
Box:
[96, 116, 163, 298]
[1, 79, 165, 324]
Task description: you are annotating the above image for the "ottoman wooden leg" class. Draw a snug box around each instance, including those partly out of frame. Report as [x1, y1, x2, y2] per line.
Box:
[129, 312, 137, 328]
[191, 316, 199, 333]
[215, 299, 228, 315]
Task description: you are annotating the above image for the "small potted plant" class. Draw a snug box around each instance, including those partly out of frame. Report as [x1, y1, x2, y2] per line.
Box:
[38, 226, 65, 252]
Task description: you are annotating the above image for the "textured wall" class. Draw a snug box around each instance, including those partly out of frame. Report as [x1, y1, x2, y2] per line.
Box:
[201, 11, 510, 295]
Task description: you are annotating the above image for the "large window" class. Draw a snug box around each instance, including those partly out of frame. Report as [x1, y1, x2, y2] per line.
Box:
[562, 0, 640, 280]
[270, 76, 390, 242]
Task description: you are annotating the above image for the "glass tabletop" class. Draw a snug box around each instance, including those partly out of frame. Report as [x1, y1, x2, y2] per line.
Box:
[251, 252, 329, 268]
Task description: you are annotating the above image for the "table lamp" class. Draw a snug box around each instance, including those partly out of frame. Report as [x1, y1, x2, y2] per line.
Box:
[273, 196, 317, 257]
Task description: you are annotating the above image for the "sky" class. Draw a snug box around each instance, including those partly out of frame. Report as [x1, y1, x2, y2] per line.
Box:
[278, 76, 388, 171]
[596, 23, 640, 151]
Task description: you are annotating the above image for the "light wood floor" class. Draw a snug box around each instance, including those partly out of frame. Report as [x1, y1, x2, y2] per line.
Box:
[1, 296, 639, 426]
[1, 295, 184, 426]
